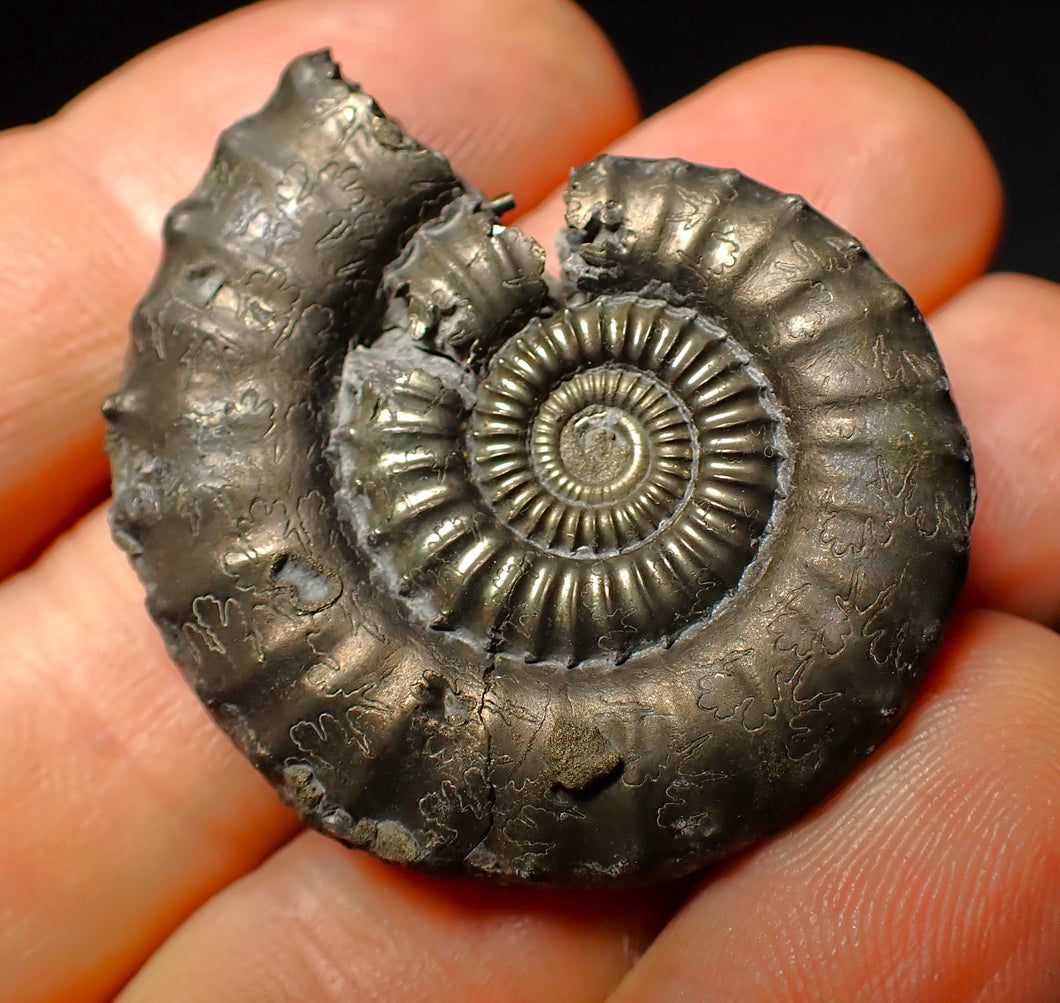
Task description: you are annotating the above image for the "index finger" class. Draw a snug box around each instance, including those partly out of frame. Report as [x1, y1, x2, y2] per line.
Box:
[0, 0, 637, 577]
[0, 2, 640, 999]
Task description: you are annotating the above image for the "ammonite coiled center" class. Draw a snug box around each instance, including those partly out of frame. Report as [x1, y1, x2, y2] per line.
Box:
[550, 401, 648, 498]
[469, 300, 775, 570]
[477, 374, 692, 558]
[342, 297, 783, 665]
[537, 377, 668, 508]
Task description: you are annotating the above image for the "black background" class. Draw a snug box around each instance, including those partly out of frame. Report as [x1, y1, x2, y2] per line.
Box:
[2, 2, 1056, 281]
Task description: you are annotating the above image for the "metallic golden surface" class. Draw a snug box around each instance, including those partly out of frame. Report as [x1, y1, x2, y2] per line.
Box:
[105, 52, 972, 886]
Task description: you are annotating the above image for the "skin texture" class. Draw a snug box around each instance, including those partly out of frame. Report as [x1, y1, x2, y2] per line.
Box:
[0, 2, 1055, 1001]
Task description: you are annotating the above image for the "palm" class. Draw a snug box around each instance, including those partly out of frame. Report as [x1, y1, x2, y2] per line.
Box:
[1, 2, 1057, 1001]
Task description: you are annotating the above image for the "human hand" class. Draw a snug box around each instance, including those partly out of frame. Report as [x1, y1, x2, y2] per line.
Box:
[1, 2, 1057, 1000]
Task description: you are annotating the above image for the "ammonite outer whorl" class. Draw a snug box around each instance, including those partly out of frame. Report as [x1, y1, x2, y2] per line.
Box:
[105, 52, 973, 887]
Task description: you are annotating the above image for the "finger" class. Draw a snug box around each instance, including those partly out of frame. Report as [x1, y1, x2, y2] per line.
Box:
[521, 46, 1001, 311]
[0, 2, 638, 997]
[117, 831, 674, 1003]
[930, 273, 1060, 625]
[0, 508, 299, 1003]
[608, 611, 1060, 1002]
[0, 0, 636, 578]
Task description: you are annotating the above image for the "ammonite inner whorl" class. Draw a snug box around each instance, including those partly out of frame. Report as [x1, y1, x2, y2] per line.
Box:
[105, 52, 973, 887]
[337, 296, 784, 666]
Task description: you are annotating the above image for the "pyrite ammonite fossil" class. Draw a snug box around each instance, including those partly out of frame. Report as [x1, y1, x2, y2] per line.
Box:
[104, 52, 974, 886]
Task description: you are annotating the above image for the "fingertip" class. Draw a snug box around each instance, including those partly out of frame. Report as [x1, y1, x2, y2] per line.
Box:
[0, 0, 638, 578]
[59, 0, 638, 233]
[547, 43, 1003, 310]
[931, 271, 1060, 624]
[717, 46, 1003, 307]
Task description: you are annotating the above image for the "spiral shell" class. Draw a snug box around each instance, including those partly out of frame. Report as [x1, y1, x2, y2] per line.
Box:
[105, 52, 973, 886]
